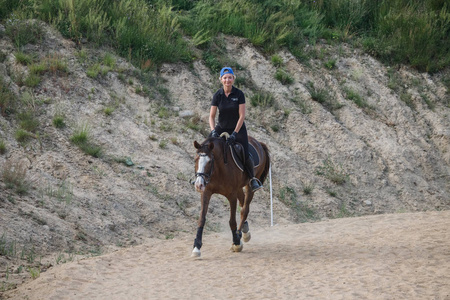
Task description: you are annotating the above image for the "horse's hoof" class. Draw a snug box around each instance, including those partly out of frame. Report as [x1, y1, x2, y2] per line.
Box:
[231, 242, 243, 252]
[243, 231, 251, 243]
[191, 247, 201, 258]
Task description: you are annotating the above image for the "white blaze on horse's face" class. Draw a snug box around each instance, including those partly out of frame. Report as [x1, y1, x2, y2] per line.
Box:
[195, 153, 210, 192]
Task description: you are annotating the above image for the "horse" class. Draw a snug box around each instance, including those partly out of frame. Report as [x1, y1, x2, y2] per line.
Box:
[191, 134, 270, 257]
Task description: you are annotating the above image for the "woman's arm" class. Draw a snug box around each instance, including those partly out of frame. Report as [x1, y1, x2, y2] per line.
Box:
[209, 106, 218, 131]
[234, 103, 246, 133]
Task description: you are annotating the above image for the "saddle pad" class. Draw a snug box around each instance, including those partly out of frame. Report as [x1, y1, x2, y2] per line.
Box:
[249, 143, 260, 167]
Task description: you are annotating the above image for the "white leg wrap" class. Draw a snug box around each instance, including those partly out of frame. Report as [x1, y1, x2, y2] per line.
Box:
[230, 241, 243, 252]
[191, 247, 201, 258]
[243, 231, 251, 243]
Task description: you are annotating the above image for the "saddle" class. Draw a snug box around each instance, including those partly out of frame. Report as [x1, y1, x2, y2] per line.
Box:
[227, 142, 260, 172]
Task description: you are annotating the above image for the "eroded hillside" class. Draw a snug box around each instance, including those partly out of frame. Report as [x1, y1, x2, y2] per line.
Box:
[0, 22, 449, 290]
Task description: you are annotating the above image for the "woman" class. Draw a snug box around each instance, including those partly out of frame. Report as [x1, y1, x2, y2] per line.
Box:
[209, 67, 262, 192]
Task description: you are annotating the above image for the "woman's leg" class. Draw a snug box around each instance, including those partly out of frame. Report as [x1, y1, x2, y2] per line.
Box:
[235, 125, 262, 192]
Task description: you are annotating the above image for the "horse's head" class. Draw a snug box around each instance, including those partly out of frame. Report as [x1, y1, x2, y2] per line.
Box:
[193, 139, 215, 192]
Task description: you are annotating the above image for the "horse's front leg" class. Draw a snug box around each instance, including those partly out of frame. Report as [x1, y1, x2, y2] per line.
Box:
[192, 191, 212, 258]
[229, 194, 243, 252]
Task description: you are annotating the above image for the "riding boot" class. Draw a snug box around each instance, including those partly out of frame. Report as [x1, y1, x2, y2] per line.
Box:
[244, 156, 263, 192]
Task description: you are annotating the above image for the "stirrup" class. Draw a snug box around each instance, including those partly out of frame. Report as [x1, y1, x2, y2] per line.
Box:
[250, 178, 263, 192]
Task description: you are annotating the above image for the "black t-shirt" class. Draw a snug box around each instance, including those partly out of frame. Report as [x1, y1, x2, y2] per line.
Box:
[211, 86, 245, 130]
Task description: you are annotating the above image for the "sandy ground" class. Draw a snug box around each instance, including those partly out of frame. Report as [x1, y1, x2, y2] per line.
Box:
[3, 211, 450, 300]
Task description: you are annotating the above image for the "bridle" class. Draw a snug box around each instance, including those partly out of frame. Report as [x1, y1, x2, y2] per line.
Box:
[195, 153, 215, 185]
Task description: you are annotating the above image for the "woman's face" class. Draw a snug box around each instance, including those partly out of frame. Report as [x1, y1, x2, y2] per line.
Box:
[220, 74, 235, 88]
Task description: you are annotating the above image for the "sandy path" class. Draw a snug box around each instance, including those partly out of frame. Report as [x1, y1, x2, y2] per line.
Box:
[4, 211, 450, 300]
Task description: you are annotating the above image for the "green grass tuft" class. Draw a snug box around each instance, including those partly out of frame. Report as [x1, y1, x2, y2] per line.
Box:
[250, 91, 275, 108]
[52, 115, 66, 128]
[70, 124, 102, 158]
[275, 68, 294, 85]
[0, 140, 6, 154]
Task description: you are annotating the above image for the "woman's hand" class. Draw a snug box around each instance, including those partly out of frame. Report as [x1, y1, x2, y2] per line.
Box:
[211, 130, 219, 138]
[227, 131, 237, 145]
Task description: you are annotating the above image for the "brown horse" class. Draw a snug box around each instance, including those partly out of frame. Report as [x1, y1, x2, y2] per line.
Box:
[192, 135, 270, 257]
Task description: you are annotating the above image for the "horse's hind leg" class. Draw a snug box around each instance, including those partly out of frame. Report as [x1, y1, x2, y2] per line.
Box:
[237, 189, 245, 209]
[242, 220, 251, 242]
[239, 188, 253, 243]
[229, 195, 243, 252]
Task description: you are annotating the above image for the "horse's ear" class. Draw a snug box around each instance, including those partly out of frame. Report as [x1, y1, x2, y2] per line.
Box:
[194, 141, 201, 149]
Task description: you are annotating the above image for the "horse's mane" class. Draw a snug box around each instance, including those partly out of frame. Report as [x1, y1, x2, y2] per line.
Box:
[201, 136, 226, 153]
[201, 133, 229, 147]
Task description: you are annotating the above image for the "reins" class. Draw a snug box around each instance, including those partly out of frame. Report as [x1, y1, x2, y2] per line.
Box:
[219, 132, 230, 165]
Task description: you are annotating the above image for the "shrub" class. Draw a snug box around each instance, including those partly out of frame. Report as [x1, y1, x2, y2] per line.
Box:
[0, 51, 6, 62]
[29, 62, 47, 75]
[157, 106, 169, 118]
[0, 140, 6, 154]
[52, 115, 66, 128]
[306, 81, 343, 111]
[87, 63, 101, 78]
[400, 92, 415, 110]
[202, 48, 225, 75]
[103, 106, 115, 116]
[5, 18, 43, 47]
[307, 82, 328, 104]
[18, 111, 39, 132]
[78, 143, 102, 158]
[24, 73, 41, 87]
[35, 0, 191, 66]
[1, 159, 29, 194]
[184, 116, 201, 131]
[0, 77, 16, 116]
[271, 124, 280, 132]
[6, 0, 449, 73]
[291, 96, 312, 114]
[191, 29, 211, 47]
[372, 2, 450, 72]
[344, 87, 369, 108]
[324, 58, 337, 70]
[0, 0, 22, 20]
[70, 124, 102, 158]
[316, 157, 348, 185]
[275, 68, 294, 85]
[250, 91, 275, 107]
[15, 129, 32, 144]
[70, 126, 89, 145]
[159, 140, 168, 149]
[271, 54, 283, 67]
[15, 51, 32, 65]
[103, 53, 116, 68]
[303, 182, 315, 195]
[46, 55, 68, 73]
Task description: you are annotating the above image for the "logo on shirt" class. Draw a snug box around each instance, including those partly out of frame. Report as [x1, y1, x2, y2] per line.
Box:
[231, 97, 238, 102]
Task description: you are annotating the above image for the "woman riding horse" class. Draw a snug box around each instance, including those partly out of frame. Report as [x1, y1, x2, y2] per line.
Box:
[209, 67, 262, 192]
[192, 67, 270, 257]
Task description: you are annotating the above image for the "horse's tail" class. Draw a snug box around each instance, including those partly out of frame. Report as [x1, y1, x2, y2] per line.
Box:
[259, 142, 270, 184]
